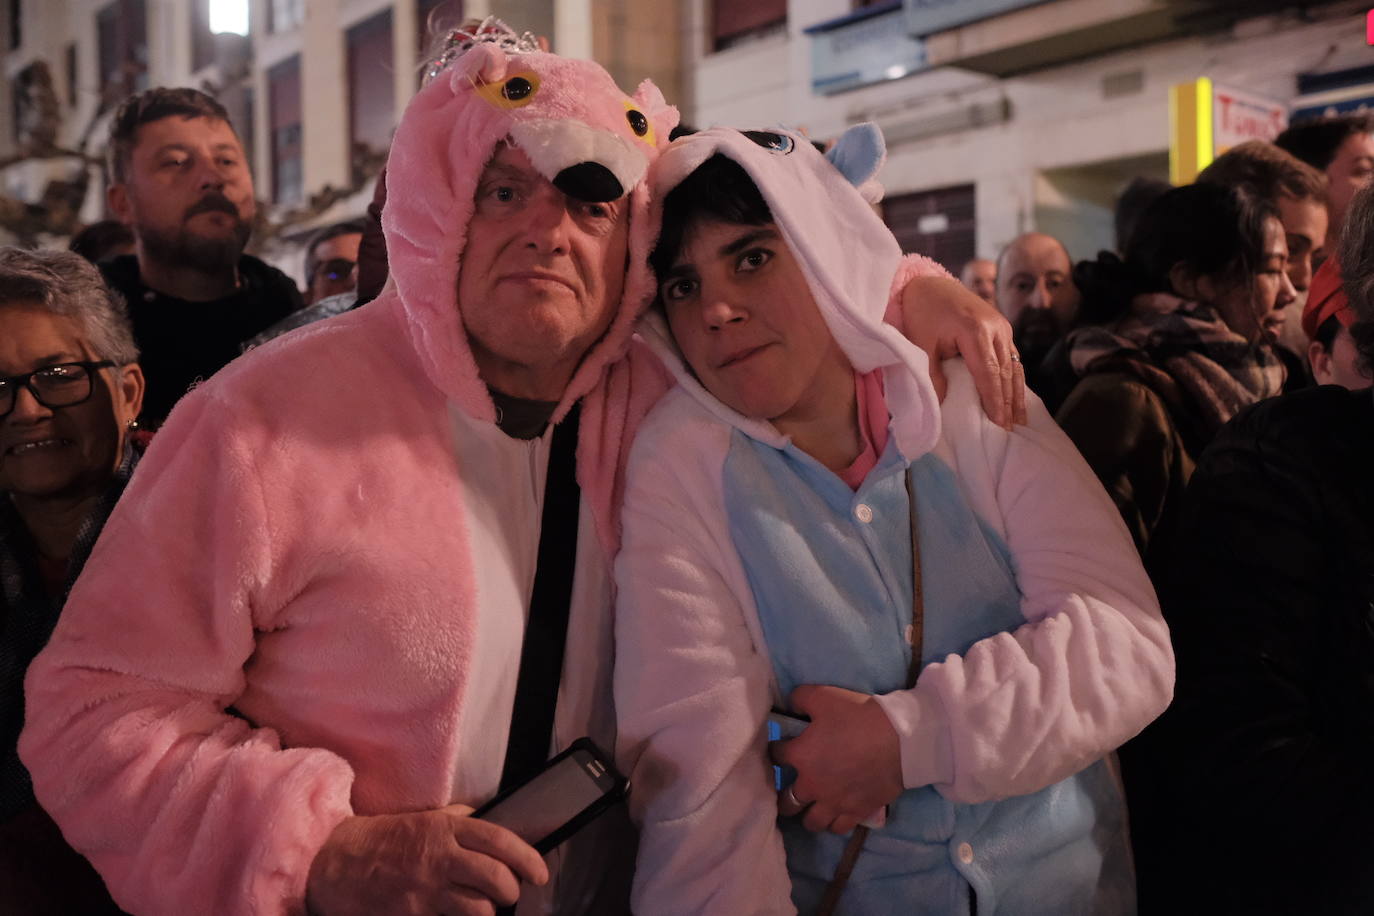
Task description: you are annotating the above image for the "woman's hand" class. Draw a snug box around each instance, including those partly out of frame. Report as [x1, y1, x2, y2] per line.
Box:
[306, 804, 548, 915]
[900, 275, 1027, 429]
[771, 685, 904, 835]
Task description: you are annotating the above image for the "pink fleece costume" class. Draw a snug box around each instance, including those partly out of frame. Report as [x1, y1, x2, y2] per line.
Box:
[19, 33, 679, 915]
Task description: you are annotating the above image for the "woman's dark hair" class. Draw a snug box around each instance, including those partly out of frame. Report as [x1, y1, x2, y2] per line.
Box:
[1074, 182, 1278, 326]
[1338, 183, 1374, 373]
[650, 154, 772, 281]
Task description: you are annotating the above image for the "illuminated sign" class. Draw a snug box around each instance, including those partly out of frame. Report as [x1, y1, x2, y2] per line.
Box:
[1169, 78, 1288, 184]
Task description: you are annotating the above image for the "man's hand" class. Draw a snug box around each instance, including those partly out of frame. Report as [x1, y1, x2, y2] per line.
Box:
[899, 275, 1027, 429]
[771, 686, 904, 836]
[306, 804, 548, 916]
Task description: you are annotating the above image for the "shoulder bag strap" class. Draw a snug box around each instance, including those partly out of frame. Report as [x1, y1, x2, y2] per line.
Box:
[816, 472, 924, 916]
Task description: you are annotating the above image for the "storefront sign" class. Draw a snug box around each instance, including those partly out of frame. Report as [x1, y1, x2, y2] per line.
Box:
[1169, 78, 1288, 184]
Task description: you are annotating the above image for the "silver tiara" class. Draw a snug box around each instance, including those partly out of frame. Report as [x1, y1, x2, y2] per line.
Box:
[423, 17, 541, 84]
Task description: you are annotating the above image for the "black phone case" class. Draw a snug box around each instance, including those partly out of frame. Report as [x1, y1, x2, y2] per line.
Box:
[472, 736, 630, 855]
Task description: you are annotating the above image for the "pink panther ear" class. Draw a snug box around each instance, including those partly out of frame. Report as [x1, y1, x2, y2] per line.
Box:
[632, 79, 680, 148]
[448, 42, 508, 93]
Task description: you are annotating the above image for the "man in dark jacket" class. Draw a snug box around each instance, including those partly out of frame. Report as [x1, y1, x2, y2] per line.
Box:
[103, 88, 301, 427]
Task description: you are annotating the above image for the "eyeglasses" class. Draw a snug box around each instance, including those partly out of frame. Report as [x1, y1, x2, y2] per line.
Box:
[0, 361, 116, 418]
[315, 258, 356, 283]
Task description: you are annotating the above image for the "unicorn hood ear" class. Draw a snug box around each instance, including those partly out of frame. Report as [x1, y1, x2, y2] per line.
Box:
[826, 122, 887, 204]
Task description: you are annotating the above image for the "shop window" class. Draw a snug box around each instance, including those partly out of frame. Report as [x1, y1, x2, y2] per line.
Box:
[97, 0, 148, 100]
[883, 184, 976, 271]
[347, 9, 394, 182]
[269, 0, 304, 33]
[64, 42, 77, 107]
[268, 55, 302, 204]
[418, 0, 464, 56]
[711, 0, 785, 51]
[192, 0, 215, 71]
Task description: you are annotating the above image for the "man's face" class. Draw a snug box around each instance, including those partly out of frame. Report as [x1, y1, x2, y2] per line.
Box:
[308, 232, 362, 305]
[960, 259, 996, 303]
[458, 144, 629, 400]
[996, 233, 1081, 355]
[1275, 195, 1327, 306]
[108, 115, 255, 275]
[1325, 131, 1374, 234]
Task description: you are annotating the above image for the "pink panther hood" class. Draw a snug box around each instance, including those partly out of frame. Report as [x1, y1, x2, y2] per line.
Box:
[379, 36, 678, 424]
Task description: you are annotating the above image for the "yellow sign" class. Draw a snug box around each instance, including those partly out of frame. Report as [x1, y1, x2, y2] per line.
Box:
[1169, 78, 1290, 184]
[1169, 78, 1213, 185]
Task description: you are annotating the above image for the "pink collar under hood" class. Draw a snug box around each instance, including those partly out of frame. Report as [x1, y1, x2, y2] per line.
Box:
[379, 31, 678, 424]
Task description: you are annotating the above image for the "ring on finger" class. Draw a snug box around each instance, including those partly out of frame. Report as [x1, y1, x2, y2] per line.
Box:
[1010, 352, 1022, 363]
[784, 786, 809, 809]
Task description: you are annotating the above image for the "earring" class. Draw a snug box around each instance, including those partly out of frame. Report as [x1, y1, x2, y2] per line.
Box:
[126, 417, 140, 432]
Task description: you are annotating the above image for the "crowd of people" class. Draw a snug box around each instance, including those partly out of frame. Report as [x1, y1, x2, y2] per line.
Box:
[1, 15, 1372, 916]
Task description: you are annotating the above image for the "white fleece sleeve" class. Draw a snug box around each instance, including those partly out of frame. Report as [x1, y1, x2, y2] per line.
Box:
[874, 362, 1175, 804]
[614, 401, 795, 916]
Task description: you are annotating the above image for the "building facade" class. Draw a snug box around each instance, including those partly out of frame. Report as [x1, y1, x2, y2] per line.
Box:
[0, 0, 684, 273]
[682, 0, 1374, 268]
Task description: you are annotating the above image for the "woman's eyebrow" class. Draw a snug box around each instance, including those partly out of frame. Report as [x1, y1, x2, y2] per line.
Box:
[719, 228, 779, 258]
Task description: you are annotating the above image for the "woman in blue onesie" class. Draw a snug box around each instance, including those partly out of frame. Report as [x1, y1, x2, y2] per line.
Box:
[613, 126, 1173, 915]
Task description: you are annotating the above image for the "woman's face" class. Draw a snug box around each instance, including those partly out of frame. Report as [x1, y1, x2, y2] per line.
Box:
[1206, 216, 1297, 344]
[0, 303, 144, 501]
[658, 218, 853, 435]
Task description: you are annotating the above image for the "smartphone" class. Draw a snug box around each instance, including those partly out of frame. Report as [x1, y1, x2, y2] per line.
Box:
[766, 708, 887, 830]
[473, 737, 628, 854]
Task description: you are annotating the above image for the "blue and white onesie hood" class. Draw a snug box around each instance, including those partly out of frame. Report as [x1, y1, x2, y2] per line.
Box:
[637, 124, 942, 461]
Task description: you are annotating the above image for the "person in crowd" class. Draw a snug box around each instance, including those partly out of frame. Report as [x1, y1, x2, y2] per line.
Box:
[68, 219, 136, 265]
[958, 257, 996, 303]
[1121, 182, 1374, 914]
[1113, 176, 1171, 255]
[101, 87, 302, 427]
[995, 231, 1081, 396]
[19, 27, 1020, 916]
[303, 218, 366, 306]
[245, 218, 371, 348]
[1302, 254, 1370, 389]
[1197, 139, 1328, 368]
[355, 169, 390, 306]
[1055, 182, 1296, 564]
[0, 248, 143, 914]
[614, 128, 1170, 915]
[1276, 112, 1374, 252]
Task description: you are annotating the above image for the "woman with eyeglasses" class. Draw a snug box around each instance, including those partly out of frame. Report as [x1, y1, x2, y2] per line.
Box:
[0, 246, 141, 913]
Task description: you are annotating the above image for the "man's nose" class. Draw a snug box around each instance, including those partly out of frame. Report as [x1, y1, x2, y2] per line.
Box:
[1026, 281, 1051, 309]
[195, 156, 229, 191]
[522, 191, 572, 255]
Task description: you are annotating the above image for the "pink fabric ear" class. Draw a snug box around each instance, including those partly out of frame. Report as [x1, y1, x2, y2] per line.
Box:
[448, 42, 507, 90]
[632, 79, 680, 146]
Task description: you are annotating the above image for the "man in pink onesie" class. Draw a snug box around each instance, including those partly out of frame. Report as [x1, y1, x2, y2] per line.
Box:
[20, 23, 1019, 916]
